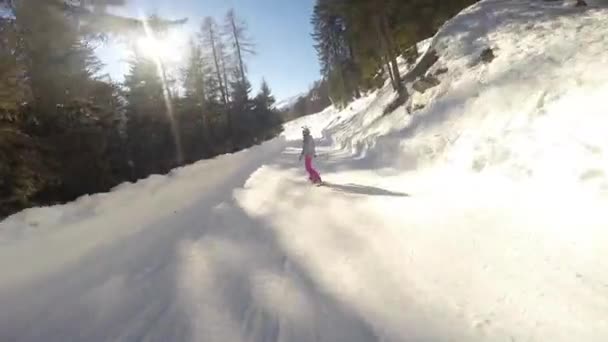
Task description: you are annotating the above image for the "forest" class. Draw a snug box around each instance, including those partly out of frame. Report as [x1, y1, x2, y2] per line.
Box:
[0, 1, 282, 217]
[0, 0, 479, 218]
[311, 0, 480, 105]
[285, 0, 477, 119]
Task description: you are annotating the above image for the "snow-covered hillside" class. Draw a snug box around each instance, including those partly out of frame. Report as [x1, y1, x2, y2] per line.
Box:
[2, 1, 608, 341]
[304, 0, 608, 189]
[275, 92, 306, 111]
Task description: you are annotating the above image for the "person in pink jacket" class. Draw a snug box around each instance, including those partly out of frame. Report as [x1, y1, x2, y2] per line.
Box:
[299, 127, 322, 185]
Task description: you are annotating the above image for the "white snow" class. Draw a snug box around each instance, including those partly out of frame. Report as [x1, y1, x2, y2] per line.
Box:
[2, 0, 608, 341]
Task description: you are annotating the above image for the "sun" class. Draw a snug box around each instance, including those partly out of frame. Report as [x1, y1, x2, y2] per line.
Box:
[135, 30, 186, 63]
[136, 36, 171, 60]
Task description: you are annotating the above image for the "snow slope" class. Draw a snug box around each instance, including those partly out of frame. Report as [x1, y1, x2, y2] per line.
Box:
[2, 0, 608, 341]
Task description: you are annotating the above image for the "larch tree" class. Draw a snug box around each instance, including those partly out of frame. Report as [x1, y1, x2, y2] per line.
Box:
[223, 9, 255, 86]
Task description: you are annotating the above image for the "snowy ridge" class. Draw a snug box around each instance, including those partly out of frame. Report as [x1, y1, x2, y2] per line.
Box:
[2, 1, 608, 341]
[274, 92, 306, 111]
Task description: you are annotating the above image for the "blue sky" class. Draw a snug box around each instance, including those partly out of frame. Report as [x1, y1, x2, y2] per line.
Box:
[97, 0, 320, 100]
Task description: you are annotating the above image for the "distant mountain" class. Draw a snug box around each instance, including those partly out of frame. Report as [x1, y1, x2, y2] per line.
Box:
[274, 93, 306, 111]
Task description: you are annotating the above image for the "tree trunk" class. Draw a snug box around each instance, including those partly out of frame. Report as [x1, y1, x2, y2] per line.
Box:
[229, 15, 247, 84]
[385, 55, 395, 87]
[345, 35, 360, 99]
[206, 25, 232, 138]
[218, 51, 232, 138]
[353, 80, 361, 98]
[208, 26, 227, 105]
[374, 14, 401, 93]
[380, 13, 403, 94]
[196, 72, 210, 141]
[158, 60, 183, 165]
[220, 54, 230, 103]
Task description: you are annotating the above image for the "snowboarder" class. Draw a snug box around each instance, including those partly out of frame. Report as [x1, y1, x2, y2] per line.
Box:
[299, 127, 323, 185]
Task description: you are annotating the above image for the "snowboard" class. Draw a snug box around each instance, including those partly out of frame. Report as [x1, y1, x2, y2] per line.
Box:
[307, 176, 325, 187]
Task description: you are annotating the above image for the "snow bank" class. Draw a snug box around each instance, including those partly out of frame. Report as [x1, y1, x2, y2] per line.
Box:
[290, 0, 608, 196]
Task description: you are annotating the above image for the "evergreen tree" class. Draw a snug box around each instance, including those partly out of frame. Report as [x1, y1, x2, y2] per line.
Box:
[254, 79, 275, 111]
[311, 0, 360, 107]
[222, 8, 257, 145]
[229, 70, 252, 108]
[124, 53, 176, 178]
[312, 0, 477, 102]
[0, 16, 28, 108]
[182, 39, 208, 120]
[0, 1, 319, 217]
[253, 79, 282, 141]
[200, 16, 234, 140]
[7, 0, 184, 112]
[180, 39, 214, 160]
[227, 68, 252, 147]
[12, 2, 97, 111]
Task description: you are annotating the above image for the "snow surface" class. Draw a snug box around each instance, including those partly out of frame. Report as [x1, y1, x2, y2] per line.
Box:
[3, 0, 608, 341]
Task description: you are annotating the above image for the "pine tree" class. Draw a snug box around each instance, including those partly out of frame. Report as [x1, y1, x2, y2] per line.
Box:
[254, 79, 275, 111]
[8, 0, 183, 112]
[312, 0, 360, 106]
[0, 16, 28, 108]
[200, 16, 235, 141]
[229, 69, 252, 108]
[182, 39, 208, 111]
[253, 79, 282, 141]
[124, 53, 176, 178]
[180, 38, 219, 160]
[11, 2, 94, 111]
[311, 0, 477, 101]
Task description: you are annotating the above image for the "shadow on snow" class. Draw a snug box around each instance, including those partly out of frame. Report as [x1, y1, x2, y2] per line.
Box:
[323, 182, 410, 197]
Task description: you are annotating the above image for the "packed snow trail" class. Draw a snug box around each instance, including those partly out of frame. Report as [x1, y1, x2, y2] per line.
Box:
[3, 0, 608, 340]
[0, 137, 470, 342]
[0, 138, 381, 341]
[2, 133, 607, 341]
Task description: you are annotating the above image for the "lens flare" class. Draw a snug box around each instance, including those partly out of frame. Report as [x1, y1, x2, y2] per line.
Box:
[140, 16, 184, 165]
[136, 36, 172, 61]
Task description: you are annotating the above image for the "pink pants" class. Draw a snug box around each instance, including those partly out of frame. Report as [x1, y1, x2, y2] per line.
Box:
[305, 155, 322, 183]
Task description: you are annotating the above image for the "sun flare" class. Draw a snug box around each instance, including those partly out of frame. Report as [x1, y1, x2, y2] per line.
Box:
[136, 36, 171, 60]
[135, 29, 186, 63]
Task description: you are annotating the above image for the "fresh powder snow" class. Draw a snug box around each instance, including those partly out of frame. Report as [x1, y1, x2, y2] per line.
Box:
[2, 0, 608, 341]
